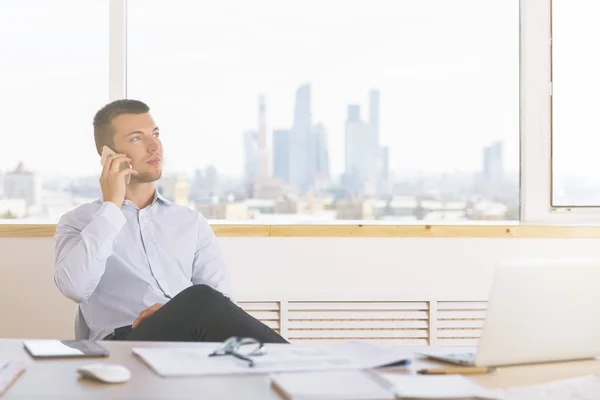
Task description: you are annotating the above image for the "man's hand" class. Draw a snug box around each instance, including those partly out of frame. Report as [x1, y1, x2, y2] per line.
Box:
[100, 154, 138, 208]
[132, 303, 163, 329]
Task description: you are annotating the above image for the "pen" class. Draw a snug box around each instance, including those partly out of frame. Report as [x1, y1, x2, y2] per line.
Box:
[417, 367, 495, 375]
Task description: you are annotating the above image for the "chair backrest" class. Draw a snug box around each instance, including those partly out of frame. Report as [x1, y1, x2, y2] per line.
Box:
[73, 306, 90, 340]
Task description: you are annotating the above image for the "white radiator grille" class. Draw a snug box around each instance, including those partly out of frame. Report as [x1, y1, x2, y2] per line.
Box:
[239, 299, 487, 346]
[435, 301, 487, 346]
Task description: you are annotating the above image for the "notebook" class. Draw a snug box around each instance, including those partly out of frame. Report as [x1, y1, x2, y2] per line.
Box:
[378, 374, 496, 400]
[270, 370, 496, 400]
[270, 369, 396, 400]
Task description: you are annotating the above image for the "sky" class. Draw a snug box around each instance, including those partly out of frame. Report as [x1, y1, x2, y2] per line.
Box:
[1, 0, 523, 179]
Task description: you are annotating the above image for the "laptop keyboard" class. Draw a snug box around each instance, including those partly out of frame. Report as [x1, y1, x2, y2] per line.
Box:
[447, 352, 476, 364]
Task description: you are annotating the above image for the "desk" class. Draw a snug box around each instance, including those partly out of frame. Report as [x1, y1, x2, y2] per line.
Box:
[2, 339, 600, 399]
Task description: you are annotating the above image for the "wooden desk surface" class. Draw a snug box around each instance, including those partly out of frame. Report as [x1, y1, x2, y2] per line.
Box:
[2, 339, 600, 399]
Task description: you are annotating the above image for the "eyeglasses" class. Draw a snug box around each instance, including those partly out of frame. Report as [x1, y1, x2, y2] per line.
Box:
[209, 336, 266, 367]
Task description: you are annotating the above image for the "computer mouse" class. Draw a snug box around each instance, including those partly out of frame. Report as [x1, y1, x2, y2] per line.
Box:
[77, 363, 132, 383]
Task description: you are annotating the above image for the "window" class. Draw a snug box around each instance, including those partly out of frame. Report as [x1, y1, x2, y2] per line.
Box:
[0, 0, 108, 223]
[551, 0, 600, 207]
[0, 0, 519, 224]
[127, 0, 519, 222]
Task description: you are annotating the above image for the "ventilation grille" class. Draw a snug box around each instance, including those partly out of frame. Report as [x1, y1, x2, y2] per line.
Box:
[238, 302, 281, 335]
[435, 301, 487, 346]
[285, 301, 429, 345]
[239, 300, 487, 346]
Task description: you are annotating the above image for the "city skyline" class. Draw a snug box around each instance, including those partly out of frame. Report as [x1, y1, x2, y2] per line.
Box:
[1, 0, 521, 179]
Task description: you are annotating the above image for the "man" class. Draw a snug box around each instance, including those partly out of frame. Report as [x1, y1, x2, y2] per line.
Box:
[54, 99, 286, 343]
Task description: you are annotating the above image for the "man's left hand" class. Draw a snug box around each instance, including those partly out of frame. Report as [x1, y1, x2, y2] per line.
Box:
[132, 303, 163, 329]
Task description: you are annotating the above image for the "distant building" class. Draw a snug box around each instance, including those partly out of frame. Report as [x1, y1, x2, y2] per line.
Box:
[483, 141, 504, 183]
[257, 94, 269, 180]
[196, 202, 248, 220]
[313, 123, 330, 181]
[252, 177, 291, 200]
[344, 105, 377, 195]
[243, 130, 259, 185]
[272, 129, 291, 183]
[204, 165, 219, 196]
[335, 197, 375, 220]
[378, 146, 390, 194]
[275, 198, 325, 214]
[157, 173, 189, 206]
[288, 84, 313, 190]
[3, 162, 41, 208]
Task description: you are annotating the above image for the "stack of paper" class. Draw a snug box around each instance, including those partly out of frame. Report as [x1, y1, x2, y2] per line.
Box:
[133, 341, 411, 377]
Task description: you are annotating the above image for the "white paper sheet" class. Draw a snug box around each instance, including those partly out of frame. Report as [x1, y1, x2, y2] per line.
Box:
[270, 370, 396, 400]
[132, 341, 410, 377]
[488, 375, 600, 400]
[378, 374, 497, 399]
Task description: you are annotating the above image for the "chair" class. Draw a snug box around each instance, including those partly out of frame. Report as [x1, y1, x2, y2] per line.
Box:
[74, 306, 90, 340]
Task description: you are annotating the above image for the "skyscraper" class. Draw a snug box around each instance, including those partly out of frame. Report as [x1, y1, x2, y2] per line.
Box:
[257, 94, 269, 180]
[344, 105, 376, 195]
[273, 129, 291, 183]
[347, 104, 361, 122]
[243, 130, 259, 185]
[483, 141, 504, 183]
[378, 146, 390, 194]
[313, 123, 330, 180]
[369, 89, 380, 146]
[289, 84, 314, 190]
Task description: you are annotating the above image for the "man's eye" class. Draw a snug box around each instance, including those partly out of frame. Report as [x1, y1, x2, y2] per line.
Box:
[153, 132, 160, 138]
[131, 136, 140, 142]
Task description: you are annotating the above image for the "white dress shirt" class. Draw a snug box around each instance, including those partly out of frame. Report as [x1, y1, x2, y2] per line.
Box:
[54, 191, 234, 340]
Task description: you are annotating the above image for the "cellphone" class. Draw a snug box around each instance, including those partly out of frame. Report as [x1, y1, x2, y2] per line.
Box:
[101, 145, 131, 184]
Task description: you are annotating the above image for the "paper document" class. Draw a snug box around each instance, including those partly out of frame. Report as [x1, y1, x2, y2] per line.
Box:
[487, 375, 600, 400]
[133, 341, 410, 377]
[270, 370, 396, 400]
[378, 374, 497, 399]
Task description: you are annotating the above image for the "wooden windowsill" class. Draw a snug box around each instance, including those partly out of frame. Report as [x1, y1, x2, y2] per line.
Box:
[1, 223, 600, 238]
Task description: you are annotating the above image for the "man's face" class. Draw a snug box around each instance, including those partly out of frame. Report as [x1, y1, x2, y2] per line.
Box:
[111, 112, 163, 183]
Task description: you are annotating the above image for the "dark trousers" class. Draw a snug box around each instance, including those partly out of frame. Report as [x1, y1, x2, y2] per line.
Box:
[106, 284, 288, 344]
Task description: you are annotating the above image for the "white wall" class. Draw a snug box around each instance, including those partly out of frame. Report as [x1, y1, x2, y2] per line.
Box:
[1, 236, 599, 340]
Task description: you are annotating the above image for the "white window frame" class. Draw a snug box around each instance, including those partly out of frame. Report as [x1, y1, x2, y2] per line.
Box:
[520, 0, 600, 223]
[109, 0, 127, 101]
[109, 0, 591, 224]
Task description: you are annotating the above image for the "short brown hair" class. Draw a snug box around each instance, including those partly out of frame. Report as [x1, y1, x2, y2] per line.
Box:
[93, 99, 150, 155]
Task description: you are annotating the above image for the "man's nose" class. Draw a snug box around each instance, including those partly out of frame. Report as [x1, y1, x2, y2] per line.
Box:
[147, 137, 160, 152]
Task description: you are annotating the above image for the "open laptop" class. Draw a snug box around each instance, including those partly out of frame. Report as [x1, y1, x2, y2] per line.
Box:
[419, 259, 600, 367]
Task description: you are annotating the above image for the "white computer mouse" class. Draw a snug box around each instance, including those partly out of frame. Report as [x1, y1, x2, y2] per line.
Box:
[77, 363, 132, 383]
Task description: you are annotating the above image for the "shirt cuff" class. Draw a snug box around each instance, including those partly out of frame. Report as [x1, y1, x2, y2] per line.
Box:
[97, 201, 127, 232]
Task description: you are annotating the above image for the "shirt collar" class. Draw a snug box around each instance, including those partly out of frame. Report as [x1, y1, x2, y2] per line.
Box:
[108, 190, 173, 209]
[153, 190, 173, 207]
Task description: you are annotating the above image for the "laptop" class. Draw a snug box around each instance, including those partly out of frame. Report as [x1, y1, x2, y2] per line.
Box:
[419, 260, 600, 367]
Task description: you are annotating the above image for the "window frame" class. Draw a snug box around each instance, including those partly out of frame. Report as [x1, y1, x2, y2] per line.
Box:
[520, 0, 600, 222]
[3, 0, 595, 231]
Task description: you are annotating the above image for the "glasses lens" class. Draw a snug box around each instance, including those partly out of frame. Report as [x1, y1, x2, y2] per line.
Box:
[237, 340, 263, 356]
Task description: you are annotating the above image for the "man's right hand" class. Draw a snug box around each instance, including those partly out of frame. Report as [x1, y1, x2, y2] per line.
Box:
[100, 154, 138, 208]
